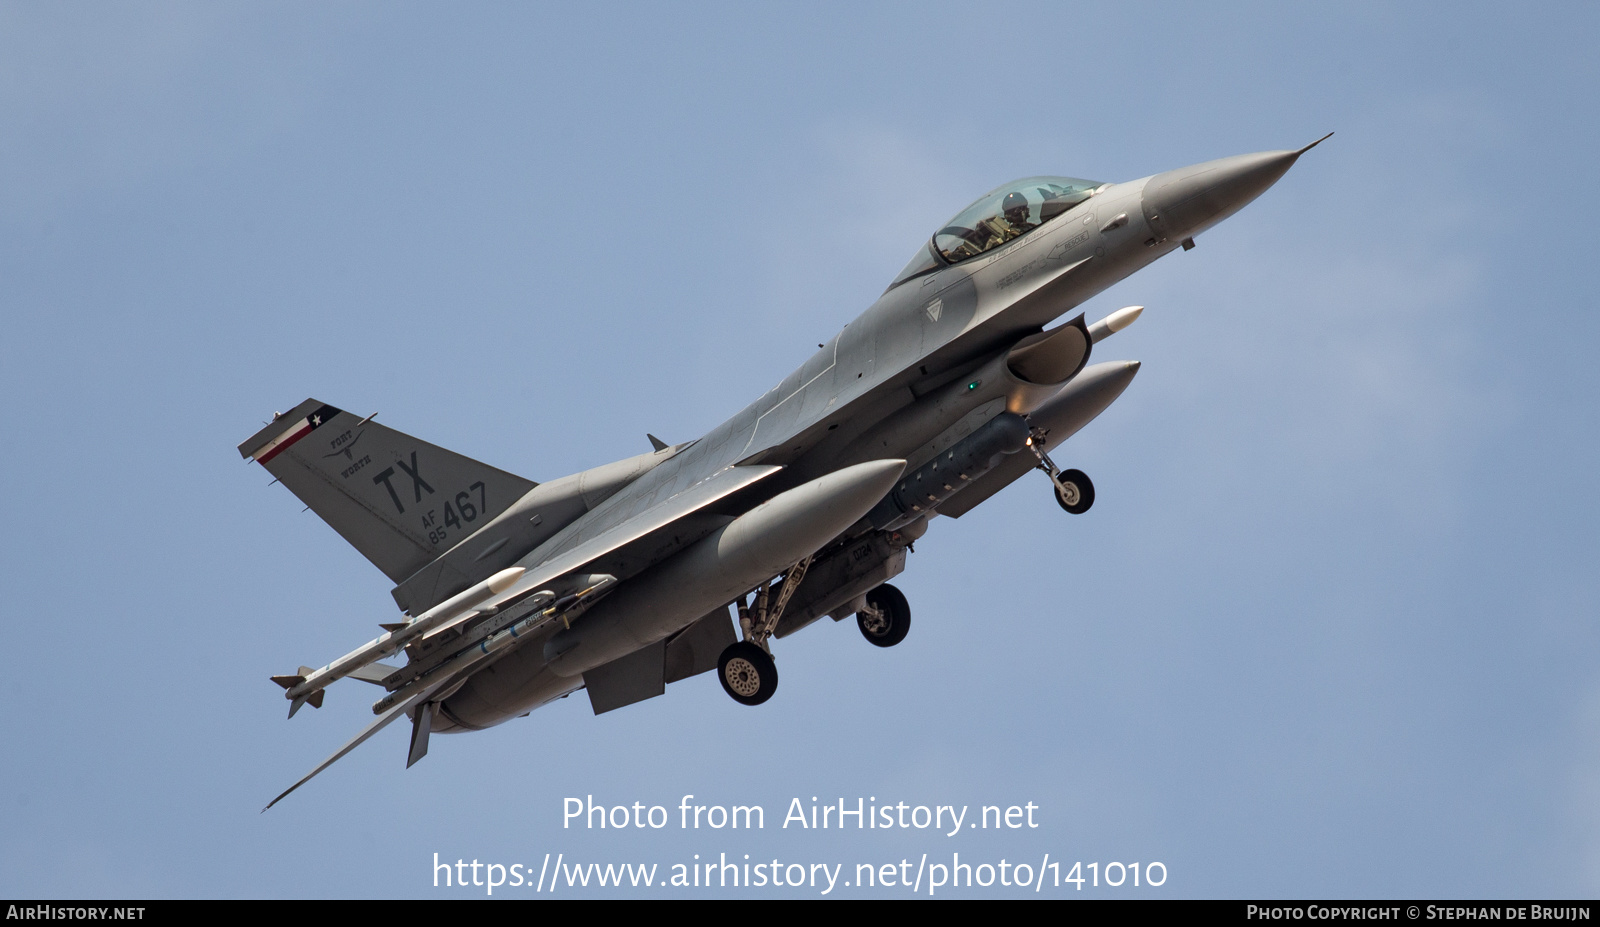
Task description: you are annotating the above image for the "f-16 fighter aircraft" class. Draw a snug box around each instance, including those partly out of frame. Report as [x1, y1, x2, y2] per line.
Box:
[245, 137, 1327, 808]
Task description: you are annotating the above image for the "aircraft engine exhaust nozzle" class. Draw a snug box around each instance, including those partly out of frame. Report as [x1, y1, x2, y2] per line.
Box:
[542, 458, 907, 676]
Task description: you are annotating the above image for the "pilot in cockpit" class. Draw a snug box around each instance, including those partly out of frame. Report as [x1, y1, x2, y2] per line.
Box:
[972, 191, 1037, 252]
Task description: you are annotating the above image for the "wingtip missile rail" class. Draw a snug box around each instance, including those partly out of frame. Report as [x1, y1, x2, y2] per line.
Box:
[274, 566, 527, 715]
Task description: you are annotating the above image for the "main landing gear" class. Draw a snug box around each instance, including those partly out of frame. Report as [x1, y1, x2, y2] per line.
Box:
[717, 555, 811, 706]
[855, 582, 910, 648]
[713, 560, 923, 701]
[717, 642, 777, 706]
[1025, 425, 1094, 515]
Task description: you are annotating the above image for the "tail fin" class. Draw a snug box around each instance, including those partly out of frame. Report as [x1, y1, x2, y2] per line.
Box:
[239, 400, 537, 585]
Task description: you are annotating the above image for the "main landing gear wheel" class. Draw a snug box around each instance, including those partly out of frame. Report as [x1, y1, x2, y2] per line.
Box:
[857, 583, 911, 648]
[1054, 469, 1095, 515]
[718, 641, 777, 706]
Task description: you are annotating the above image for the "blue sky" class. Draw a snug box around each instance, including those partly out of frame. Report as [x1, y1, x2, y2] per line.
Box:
[2, 2, 1597, 898]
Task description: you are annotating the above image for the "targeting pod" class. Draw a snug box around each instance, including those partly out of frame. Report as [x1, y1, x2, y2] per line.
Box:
[863, 412, 1031, 531]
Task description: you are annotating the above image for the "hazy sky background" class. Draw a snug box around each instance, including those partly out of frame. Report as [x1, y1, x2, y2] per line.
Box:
[2, 2, 1597, 898]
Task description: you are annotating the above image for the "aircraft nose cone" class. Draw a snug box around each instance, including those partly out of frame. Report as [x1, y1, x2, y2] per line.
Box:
[1140, 148, 1303, 244]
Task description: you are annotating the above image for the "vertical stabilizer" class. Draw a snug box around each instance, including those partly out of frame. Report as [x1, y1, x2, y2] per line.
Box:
[239, 400, 537, 585]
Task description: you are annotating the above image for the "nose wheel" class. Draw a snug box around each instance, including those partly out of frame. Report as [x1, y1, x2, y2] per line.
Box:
[1053, 469, 1094, 514]
[1026, 424, 1094, 515]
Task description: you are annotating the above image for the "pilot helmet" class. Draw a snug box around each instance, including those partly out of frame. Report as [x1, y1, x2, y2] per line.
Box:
[1001, 191, 1030, 223]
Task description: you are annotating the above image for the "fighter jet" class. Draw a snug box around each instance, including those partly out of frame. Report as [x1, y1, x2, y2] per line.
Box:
[244, 138, 1327, 808]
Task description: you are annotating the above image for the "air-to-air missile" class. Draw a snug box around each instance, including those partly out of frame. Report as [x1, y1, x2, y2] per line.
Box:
[270, 566, 531, 716]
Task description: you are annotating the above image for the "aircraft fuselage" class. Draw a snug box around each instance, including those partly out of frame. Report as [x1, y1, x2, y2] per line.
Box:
[431, 146, 1312, 731]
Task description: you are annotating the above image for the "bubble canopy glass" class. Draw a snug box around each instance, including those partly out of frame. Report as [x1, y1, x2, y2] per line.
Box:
[888, 176, 1104, 291]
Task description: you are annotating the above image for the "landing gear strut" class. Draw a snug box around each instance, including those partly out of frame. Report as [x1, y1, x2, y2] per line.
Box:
[1026, 425, 1094, 514]
[856, 582, 911, 648]
[716, 556, 812, 706]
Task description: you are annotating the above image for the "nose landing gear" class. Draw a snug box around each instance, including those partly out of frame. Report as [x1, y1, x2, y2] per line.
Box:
[1026, 425, 1094, 514]
[1052, 468, 1094, 514]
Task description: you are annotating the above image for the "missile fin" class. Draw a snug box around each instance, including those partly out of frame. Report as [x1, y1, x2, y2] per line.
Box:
[347, 662, 400, 686]
[307, 690, 325, 710]
[270, 674, 305, 691]
[288, 695, 308, 719]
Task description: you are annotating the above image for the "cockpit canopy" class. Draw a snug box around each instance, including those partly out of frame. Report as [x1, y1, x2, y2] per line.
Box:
[888, 176, 1104, 291]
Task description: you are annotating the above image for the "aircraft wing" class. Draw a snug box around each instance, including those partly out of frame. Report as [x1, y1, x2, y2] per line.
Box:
[484, 462, 783, 607]
[266, 462, 784, 806]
